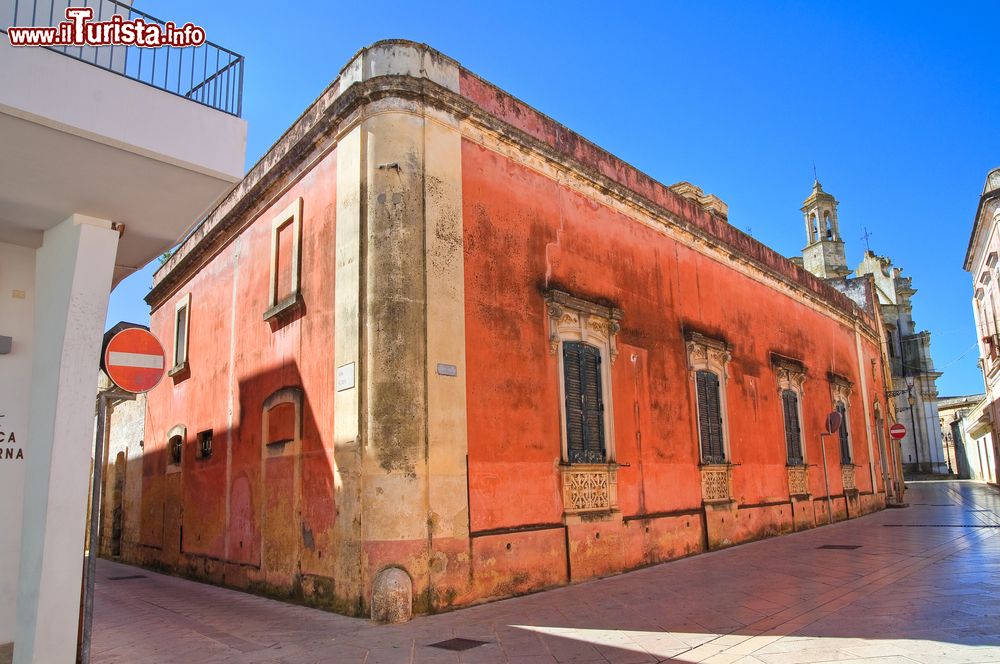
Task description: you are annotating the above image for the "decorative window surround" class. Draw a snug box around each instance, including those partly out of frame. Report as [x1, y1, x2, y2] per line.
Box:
[787, 465, 810, 497]
[700, 464, 733, 504]
[545, 290, 622, 519]
[560, 464, 619, 518]
[828, 372, 854, 465]
[264, 197, 303, 321]
[686, 332, 732, 462]
[170, 293, 190, 375]
[686, 332, 733, 503]
[841, 464, 857, 492]
[773, 354, 807, 467]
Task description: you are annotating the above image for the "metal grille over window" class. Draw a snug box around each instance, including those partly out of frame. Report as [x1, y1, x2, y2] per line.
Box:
[563, 341, 606, 464]
[697, 370, 725, 463]
[783, 389, 803, 465]
[837, 402, 851, 463]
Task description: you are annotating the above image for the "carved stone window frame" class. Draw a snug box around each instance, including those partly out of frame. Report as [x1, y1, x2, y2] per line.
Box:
[685, 332, 732, 465]
[264, 197, 303, 321]
[545, 290, 622, 466]
[773, 355, 807, 466]
[545, 290, 622, 520]
[828, 372, 854, 466]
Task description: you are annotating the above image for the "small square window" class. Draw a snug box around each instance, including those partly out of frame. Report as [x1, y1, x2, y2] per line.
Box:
[197, 430, 213, 459]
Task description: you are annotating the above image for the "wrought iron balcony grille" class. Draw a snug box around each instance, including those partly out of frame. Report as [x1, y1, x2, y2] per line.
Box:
[2, 0, 244, 116]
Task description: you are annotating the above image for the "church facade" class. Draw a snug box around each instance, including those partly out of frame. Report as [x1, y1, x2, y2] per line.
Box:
[793, 180, 947, 476]
[855, 252, 947, 475]
[129, 41, 900, 619]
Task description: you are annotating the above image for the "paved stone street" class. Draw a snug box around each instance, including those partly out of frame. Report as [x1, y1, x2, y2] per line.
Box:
[91, 481, 1000, 664]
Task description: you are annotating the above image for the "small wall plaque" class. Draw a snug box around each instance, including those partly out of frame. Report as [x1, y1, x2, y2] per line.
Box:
[336, 362, 356, 391]
[436, 363, 458, 377]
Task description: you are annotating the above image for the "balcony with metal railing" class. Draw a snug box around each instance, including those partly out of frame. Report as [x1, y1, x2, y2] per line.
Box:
[2, 0, 243, 116]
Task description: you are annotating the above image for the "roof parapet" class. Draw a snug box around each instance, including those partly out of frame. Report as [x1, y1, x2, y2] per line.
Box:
[669, 182, 728, 221]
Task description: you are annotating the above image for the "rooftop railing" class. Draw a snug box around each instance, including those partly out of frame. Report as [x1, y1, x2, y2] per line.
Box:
[2, 0, 244, 116]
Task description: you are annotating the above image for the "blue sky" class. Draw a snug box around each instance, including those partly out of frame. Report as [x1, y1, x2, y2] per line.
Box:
[106, 1, 1000, 396]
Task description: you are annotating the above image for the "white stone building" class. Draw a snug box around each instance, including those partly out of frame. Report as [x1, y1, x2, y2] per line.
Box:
[0, 3, 245, 661]
[855, 251, 947, 475]
[936, 394, 997, 483]
[963, 167, 1000, 487]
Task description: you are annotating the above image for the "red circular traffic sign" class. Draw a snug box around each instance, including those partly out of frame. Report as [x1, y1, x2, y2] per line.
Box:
[103, 327, 166, 393]
[889, 423, 907, 440]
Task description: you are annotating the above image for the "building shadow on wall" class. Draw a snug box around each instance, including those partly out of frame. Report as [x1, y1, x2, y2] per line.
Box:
[105, 359, 345, 609]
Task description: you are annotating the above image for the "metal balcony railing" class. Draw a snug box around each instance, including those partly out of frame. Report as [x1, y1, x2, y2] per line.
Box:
[2, 0, 243, 116]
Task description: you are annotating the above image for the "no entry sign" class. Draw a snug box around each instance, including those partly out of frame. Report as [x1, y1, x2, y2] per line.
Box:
[889, 423, 907, 440]
[102, 327, 166, 393]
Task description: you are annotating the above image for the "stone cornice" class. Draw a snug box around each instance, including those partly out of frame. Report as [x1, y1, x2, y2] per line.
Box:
[146, 41, 880, 341]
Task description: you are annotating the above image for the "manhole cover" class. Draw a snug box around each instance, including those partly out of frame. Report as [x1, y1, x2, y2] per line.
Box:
[816, 545, 862, 550]
[428, 638, 489, 651]
[106, 575, 147, 581]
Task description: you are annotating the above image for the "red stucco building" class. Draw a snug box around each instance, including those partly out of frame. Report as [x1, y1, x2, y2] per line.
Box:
[134, 41, 902, 619]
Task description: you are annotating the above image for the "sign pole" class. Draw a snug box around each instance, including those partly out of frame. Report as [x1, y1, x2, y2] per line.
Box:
[80, 388, 134, 664]
[820, 433, 834, 525]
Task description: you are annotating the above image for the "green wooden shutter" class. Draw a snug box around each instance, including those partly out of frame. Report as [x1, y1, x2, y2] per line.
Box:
[837, 402, 851, 463]
[697, 370, 725, 463]
[580, 344, 606, 462]
[563, 342, 586, 462]
[563, 341, 606, 463]
[783, 390, 803, 465]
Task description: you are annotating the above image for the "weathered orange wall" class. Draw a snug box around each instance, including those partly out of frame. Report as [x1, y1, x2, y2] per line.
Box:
[127, 55, 894, 616]
[461, 136, 889, 583]
[139, 150, 338, 598]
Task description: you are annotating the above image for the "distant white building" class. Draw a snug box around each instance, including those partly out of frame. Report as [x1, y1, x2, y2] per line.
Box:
[0, 2, 245, 661]
[963, 167, 1000, 488]
[856, 251, 947, 475]
[936, 394, 996, 483]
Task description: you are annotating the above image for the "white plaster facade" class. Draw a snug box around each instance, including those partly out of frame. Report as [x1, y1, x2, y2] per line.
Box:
[937, 394, 996, 483]
[0, 16, 245, 662]
[856, 251, 947, 475]
[963, 167, 1000, 487]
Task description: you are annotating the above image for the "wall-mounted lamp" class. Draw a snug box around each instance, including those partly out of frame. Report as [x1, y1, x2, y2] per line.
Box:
[0, 335, 11, 355]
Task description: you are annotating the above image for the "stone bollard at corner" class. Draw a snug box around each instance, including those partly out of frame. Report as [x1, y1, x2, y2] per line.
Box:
[371, 567, 412, 623]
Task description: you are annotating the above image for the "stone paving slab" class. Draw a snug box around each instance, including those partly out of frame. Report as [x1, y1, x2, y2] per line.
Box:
[89, 481, 1000, 663]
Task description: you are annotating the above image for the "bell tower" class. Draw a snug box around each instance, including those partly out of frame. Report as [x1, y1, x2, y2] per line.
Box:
[801, 179, 850, 279]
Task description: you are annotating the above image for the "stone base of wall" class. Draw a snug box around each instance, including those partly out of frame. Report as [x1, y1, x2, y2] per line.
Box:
[118, 493, 889, 619]
[790, 495, 816, 531]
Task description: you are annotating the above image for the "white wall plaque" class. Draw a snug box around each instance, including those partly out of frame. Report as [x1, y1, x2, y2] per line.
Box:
[436, 363, 457, 377]
[336, 362, 355, 391]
